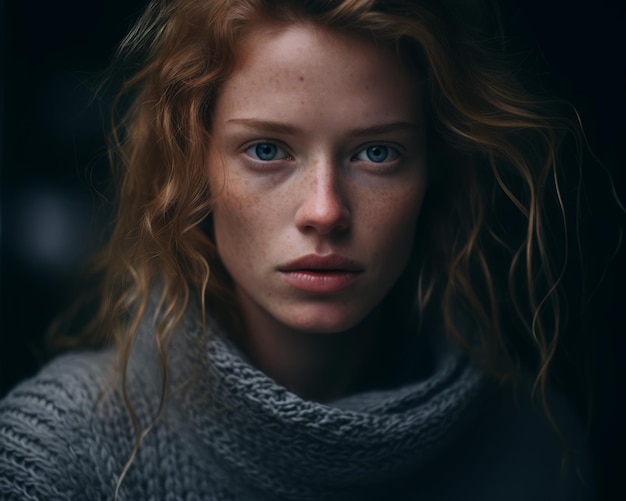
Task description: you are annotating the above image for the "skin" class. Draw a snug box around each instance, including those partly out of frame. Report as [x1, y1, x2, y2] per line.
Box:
[208, 23, 427, 401]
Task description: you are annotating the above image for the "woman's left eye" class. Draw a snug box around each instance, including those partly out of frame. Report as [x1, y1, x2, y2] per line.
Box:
[354, 145, 398, 163]
[246, 142, 290, 161]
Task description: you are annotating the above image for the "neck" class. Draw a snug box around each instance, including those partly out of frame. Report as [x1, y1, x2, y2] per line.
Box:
[235, 296, 382, 403]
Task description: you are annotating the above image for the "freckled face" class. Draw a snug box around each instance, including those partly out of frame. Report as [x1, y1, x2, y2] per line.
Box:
[208, 23, 427, 334]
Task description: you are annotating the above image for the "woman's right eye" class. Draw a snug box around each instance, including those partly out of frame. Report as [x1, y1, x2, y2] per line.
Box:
[245, 143, 290, 161]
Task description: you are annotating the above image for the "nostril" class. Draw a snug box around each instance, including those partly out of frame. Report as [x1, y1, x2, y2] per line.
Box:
[293, 162, 352, 234]
[295, 190, 351, 234]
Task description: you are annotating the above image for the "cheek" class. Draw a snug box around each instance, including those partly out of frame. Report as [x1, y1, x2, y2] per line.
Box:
[362, 181, 425, 260]
[211, 176, 290, 273]
[211, 178, 259, 269]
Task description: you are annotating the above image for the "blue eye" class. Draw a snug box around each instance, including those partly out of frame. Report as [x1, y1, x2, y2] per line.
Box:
[355, 145, 398, 163]
[246, 143, 290, 161]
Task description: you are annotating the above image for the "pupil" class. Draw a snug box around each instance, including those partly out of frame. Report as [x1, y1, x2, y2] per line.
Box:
[367, 146, 387, 162]
[256, 143, 277, 160]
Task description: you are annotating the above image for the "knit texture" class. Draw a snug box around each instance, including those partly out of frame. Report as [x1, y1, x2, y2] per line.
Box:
[0, 307, 593, 500]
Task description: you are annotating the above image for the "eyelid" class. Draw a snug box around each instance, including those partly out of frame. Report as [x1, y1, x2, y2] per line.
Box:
[351, 143, 404, 162]
[243, 140, 293, 161]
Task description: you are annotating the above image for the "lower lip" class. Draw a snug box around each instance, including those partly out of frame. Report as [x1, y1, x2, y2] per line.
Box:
[280, 271, 362, 293]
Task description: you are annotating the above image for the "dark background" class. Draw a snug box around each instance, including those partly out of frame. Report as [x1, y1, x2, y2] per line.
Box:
[1, 0, 624, 498]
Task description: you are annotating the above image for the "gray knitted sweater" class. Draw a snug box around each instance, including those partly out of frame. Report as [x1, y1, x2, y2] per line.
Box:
[0, 309, 594, 500]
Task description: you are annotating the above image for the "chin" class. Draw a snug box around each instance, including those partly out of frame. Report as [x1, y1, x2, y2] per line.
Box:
[280, 304, 371, 334]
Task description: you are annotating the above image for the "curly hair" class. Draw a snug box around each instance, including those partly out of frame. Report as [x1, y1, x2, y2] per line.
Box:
[50, 0, 604, 490]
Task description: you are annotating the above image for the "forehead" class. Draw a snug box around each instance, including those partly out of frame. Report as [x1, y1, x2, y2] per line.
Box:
[214, 22, 422, 126]
[235, 21, 400, 71]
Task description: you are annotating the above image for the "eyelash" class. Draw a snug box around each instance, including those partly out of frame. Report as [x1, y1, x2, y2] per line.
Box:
[245, 142, 292, 162]
[351, 145, 400, 164]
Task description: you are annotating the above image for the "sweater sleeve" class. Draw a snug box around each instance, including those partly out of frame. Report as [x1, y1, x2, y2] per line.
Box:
[0, 352, 120, 500]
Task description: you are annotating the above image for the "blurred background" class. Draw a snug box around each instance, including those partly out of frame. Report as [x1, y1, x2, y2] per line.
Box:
[1, 0, 624, 498]
[1, 0, 147, 389]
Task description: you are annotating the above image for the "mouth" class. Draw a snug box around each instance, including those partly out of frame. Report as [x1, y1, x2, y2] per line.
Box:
[277, 254, 363, 293]
[277, 254, 363, 273]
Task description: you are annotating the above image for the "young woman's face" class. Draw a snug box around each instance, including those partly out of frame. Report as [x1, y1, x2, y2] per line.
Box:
[208, 23, 427, 334]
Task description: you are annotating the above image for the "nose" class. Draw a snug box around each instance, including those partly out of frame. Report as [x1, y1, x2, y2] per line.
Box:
[294, 159, 351, 235]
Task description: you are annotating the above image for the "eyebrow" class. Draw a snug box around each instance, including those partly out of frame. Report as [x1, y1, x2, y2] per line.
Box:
[225, 118, 421, 137]
[226, 118, 301, 135]
[350, 122, 422, 137]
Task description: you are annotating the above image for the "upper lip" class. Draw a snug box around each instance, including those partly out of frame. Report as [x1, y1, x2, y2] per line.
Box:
[278, 254, 364, 272]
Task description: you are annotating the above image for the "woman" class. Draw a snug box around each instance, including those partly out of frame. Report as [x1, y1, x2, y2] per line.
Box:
[0, 0, 605, 499]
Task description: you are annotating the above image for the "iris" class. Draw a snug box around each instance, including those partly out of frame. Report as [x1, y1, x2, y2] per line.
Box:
[365, 145, 390, 162]
[254, 143, 278, 160]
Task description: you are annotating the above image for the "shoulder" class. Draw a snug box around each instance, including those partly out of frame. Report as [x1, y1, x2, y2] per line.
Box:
[0, 350, 124, 500]
[419, 382, 596, 500]
[479, 385, 594, 498]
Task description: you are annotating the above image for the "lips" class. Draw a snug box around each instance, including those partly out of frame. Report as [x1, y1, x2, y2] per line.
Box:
[277, 254, 364, 293]
[278, 254, 363, 272]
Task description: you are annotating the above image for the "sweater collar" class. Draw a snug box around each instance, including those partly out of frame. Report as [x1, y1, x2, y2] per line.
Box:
[170, 315, 484, 500]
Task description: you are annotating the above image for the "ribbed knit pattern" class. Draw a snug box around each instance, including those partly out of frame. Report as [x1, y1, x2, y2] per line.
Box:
[0, 307, 592, 500]
[181, 319, 482, 500]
